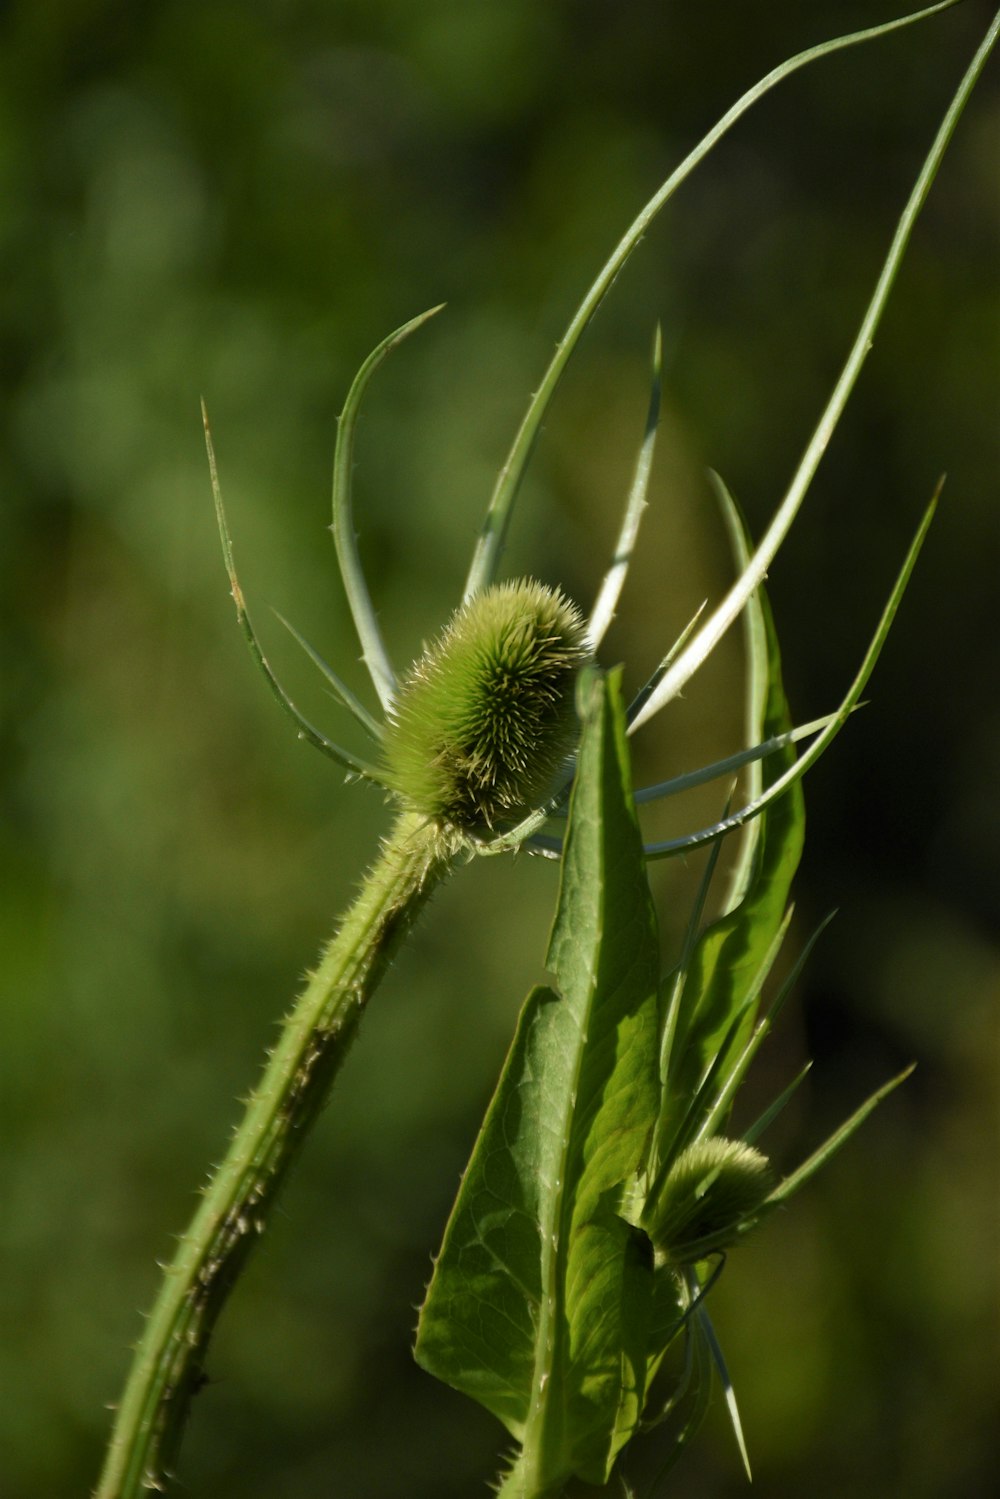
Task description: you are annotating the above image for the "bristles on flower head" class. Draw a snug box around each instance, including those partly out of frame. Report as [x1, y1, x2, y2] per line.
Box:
[383, 579, 591, 832]
[645, 1136, 775, 1265]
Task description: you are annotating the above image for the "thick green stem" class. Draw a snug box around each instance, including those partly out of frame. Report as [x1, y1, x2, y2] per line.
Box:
[96, 811, 458, 1498]
[496, 1457, 565, 1499]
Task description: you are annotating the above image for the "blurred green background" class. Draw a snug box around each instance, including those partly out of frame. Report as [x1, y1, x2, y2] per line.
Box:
[1, 2, 997, 1496]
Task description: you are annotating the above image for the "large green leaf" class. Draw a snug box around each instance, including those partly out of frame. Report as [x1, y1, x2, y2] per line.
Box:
[415, 670, 661, 1493]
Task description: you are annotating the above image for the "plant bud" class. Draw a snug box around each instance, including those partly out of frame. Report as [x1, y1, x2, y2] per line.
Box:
[645, 1136, 775, 1264]
[383, 579, 591, 832]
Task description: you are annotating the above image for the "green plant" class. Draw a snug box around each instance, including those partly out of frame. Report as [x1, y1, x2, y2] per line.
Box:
[95, 4, 997, 1495]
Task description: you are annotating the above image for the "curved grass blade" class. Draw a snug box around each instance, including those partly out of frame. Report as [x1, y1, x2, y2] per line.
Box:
[632, 713, 839, 807]
[649, 907, 796, 1193]
[541, 714, 839, 823]
[711, 471, 770, 915]
[653, 505, 804, 1134]
[640, 1254, 727, 1403]
[203, 403, 387, 784]
[416, 671, 662, 1493]
[272, 609, 384, 741]
[692, 911, 837, 1148]
[641, 494, 938, 861]
[655, 804, 732, 1119]
[626, 601, 707, 728]
[588, 326, 663, 649]
[332, 305, 445, 710]
[765, 1064, 916, 1210]
[463, 0, 963, 602]
[742, 1060, 813, 1148]
[630, 9, 992, 731]
[637, 1280, 715, 1492]
[697, 1302, 751, 1482]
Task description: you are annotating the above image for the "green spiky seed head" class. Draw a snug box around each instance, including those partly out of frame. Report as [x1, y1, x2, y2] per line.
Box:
[645, 1136, 775, 1265]
[383, 579, 591, 833]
